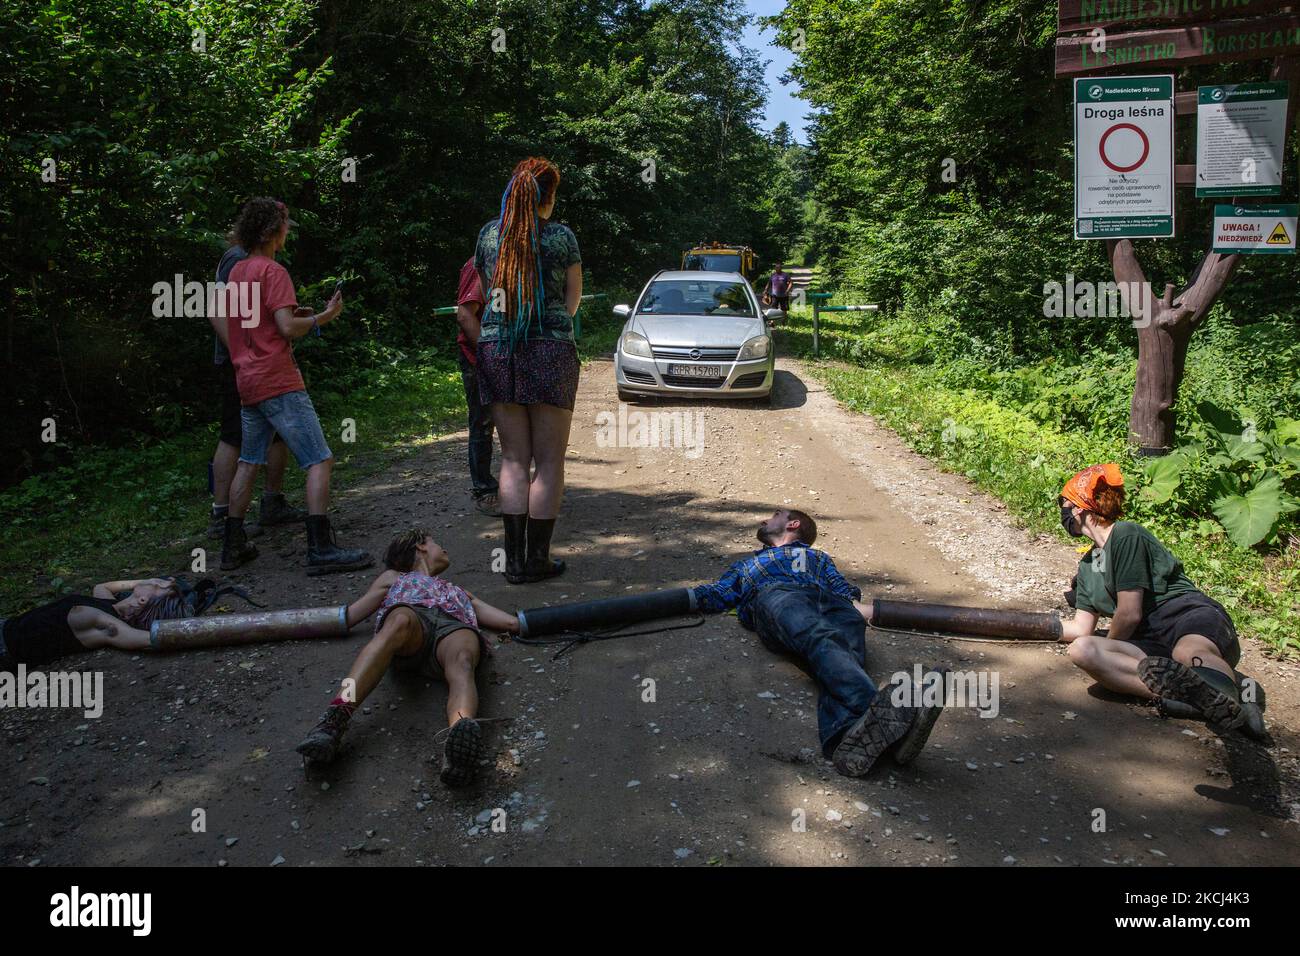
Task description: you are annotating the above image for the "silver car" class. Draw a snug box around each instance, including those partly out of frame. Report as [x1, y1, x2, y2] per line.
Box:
[613, 270, 779, 402]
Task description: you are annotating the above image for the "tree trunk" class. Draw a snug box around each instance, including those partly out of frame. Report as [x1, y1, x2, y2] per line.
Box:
[1109, 240, 1241, 454]
[1130, 301, 1192, 454]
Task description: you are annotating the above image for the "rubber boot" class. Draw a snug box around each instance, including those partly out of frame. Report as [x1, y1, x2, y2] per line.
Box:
[220, 516, 258, 570]
[523, 516, 566, 582]
[259, 491, 307, 527]
[502, 513, 528, 584]
[305, 514, 374, 576]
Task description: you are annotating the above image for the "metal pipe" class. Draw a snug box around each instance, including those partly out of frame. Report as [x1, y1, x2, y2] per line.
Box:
[517, 588, 697, 639]
[150, 606, 350, 651]
[871, 599, 1061, 641]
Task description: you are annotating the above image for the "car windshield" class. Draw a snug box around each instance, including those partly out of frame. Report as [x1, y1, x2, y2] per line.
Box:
[637, 280, 755, 317]
[683, 254, 740, 272]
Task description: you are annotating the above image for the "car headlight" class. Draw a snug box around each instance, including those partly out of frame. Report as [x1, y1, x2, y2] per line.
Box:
[622, 330, 653, 359]
[737, 334, 770, 360]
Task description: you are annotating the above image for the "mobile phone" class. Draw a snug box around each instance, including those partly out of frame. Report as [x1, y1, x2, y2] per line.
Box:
[334, 278, 347, 296]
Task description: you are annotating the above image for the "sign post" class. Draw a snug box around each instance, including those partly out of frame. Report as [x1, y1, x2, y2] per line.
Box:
[1075, 75, 1176, 239]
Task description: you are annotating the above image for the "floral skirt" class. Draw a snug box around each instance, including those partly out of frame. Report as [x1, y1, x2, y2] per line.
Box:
[476, 337, 580, 410]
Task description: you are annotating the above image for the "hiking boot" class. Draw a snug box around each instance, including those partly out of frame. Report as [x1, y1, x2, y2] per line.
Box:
[220, 516, 258, 570]
[439, 717, 484, 787]
[891, 667, 948, 766]
[296, 704, 353, 763]
[474, 492, 503, 517]
[305, 514, 374, 576]
[259, 491, 307, 527]
[208, 511, 262, 540]
[832, 692, 914, 778]
[502, 513, 528, 584]
[523, 516, 566, 582]
[1137, 657, 1244, 730]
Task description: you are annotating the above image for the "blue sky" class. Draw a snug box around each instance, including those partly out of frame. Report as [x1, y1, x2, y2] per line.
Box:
[741, 0, 809, 143]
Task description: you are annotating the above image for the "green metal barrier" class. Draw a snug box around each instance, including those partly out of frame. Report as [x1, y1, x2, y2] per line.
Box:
[804, 292, 877, 357]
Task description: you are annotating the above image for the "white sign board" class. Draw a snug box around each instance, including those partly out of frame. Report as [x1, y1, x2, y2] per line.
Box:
[1196, 82, 1289, 198]
[1075, 75, 1175, 240]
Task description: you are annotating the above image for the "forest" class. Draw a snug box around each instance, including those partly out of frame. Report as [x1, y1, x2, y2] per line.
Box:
[2, 0, 1297, 648]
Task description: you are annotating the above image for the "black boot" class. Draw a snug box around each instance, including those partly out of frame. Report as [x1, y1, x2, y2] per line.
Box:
[220, 516, 258, 570]
[305, 514, 374, 576]
[1137, 656, 1244, 730]
[523, 516, 566, 582]
[502, 513, 528, 584]
[259, 491, 307, 527]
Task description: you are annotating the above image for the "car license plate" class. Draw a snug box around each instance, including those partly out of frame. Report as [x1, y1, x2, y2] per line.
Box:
[667, 364, 721, 378]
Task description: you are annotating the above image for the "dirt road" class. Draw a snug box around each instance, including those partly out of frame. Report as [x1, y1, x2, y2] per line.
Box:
[3, 352, 1298, 866]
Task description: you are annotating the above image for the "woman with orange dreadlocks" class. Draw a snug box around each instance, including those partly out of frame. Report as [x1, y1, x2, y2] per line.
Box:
[1055, 464, 1264, 738]
[474, 157, 583, 584]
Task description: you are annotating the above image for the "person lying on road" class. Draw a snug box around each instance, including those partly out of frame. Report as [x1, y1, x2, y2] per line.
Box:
[690, 508, 945, 778]
[295, 528, 520, 786]
[1, 578, 191, 670]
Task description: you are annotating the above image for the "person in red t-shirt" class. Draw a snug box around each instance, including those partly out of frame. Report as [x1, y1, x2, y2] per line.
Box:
[454, 256, 500, 516]
[221, 197, 372, 576]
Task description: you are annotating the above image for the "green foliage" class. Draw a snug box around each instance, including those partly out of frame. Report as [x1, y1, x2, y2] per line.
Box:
[1137, 404, 1300, 548]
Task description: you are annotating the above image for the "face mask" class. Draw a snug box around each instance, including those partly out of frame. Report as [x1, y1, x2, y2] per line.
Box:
[1060, 503, 1083, 537]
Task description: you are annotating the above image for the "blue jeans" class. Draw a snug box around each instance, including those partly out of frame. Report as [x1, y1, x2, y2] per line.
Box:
[459, 355, 498, 497]
[751, 583, 878, 757]
[240, 390, 332, 469]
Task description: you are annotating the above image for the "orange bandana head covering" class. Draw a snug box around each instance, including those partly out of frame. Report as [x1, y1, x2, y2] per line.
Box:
[1060, 463, 1124, 513]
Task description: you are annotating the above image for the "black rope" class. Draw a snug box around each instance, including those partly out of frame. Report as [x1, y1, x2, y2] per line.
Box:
[510, 614, 706, 660]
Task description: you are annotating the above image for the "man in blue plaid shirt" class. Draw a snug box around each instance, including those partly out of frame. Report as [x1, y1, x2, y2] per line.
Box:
[692, 508, 945, 778]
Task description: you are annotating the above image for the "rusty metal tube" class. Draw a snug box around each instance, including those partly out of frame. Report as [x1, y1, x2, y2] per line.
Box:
[871, 599, 1061, 641]
[149, 606, 350, 650]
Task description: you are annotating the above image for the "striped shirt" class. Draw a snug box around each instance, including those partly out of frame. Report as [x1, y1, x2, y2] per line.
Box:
[691, 542, 862, 630]
[375, 571, 477, 633]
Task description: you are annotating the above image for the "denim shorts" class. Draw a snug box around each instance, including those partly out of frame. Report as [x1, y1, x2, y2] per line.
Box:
[240, 390, 332, 469]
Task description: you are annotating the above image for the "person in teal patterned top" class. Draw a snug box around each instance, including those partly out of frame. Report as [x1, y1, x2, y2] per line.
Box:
[473, 156, 584, 588]
[475, 216, 581, 344]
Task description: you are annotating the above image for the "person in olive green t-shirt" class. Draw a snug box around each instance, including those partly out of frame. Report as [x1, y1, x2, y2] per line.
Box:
[1071, 521, 1198, 621]
[1053, 464, 1263, 738]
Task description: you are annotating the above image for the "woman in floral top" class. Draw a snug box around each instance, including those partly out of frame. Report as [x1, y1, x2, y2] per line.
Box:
[296, 527, 519, 787]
